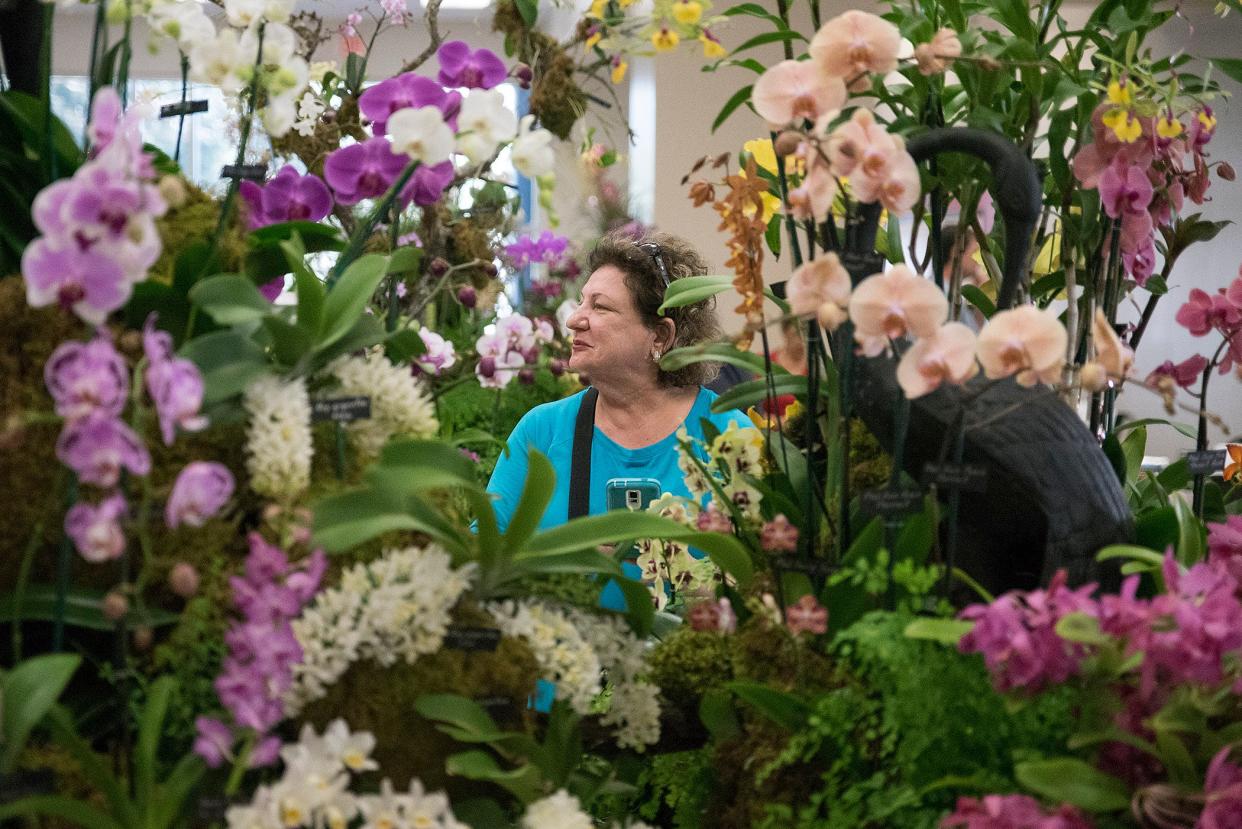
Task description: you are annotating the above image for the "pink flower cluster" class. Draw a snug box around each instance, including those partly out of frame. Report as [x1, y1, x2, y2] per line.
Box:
[474, 313, 553, 389]
[1074, 101, 1220, 286]
[1173, 271, 1242, 376]
[195, 533, 326, 769]
[22, 87, 166, 325]
[1201, 745, 1242, 829]
[941, 794, 1093, 829]
[957, 571, 1099, 693]
[504, 230, 569, 269]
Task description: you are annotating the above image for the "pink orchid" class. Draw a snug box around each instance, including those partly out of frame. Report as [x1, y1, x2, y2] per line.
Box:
[786, 253, 851, 320]
[941, 793, 1095, 829]
[848, 265, 948, 356]
[787, 158, 837, 223]
[914, 27, 961, 76]
[1146, 354, 1207, 389]
[785, 594, 828, 635]
[1099, 158, 1154, 219]
[896, 321, 979, 398]
[810, 10, 901, 79]
[760, 514, 799, 552]
[1202, 745, 1242, 829]
[976, 305, 1067, 387]
[1175, 288, 1242, 337]
[752, 59, 845, 127]
[696, 504, 734, 535]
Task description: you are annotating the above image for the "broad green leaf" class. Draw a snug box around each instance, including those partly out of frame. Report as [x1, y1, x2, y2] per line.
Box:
[282, 236, 325, 337]
[149, 753, 206, 829]
[1134, 506, 1178, 553]
[514, 0, 537, 26]
[387, 246, 423, 275]
[508, 549, 619, 578]
[1170, 492, 1205, 565]
[322, 254, 389, 349]
[1113, 418, 1197, 441]
[308, 314, 386, 373]
[730, 30, 806, 54]
[0, 654, 80, 773]
[712, 85, 754, 133]
[961, 284, 996, 318]
[661, 343, 787, 377]
[312, 490, 420, 553]
[903, 618, 974, 646]
[415, 694, 503, 742]
[1014, 758, 1131, 813]
[1153, 728, 1198, 787]
[445, 750, 542, 803]
[383, 327, 427, 364]
[505, 451, 556, 552]
[180, 329, 268, 405]
[659, 275, 733, 311]
[188, 274, 272, 325]
[0, 587, 178, 632]
[261, 315, 315, 367]
[699, 689, 741, 740]
[711, 375, 809, 413]
[45, 707, 135, 825]
[1096, 544, 1166, 568]
[726, 682, 810, 731]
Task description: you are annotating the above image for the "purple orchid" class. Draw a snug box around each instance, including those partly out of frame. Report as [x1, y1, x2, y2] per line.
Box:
[143, 315, 207, 445]
[22, 240, 130, 326]
[86, 87, 123, 155]
[44, 332, 130, 421]
[505, 231, 570, 268]
[196, 532, 326, 768]
[64, 492, 127, 563]
[324, 137, 410, 205]
[414, 326, 457, 375]
[357, 73, 461, 134]
[1203, 745, 1242, 829]
[437, 40, 507, 90]
[401, 159, 455, 207]
[239, 165, 334, 229]
[166, 462, 235, 528]
[941, 793, 1095, 829]
[55, 413, 151, 488]
[1099, 158, 1154, 219]
[258, 277, 285, 302]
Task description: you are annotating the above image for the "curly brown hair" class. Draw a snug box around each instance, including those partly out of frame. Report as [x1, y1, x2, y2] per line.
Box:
[587, 230, 723, 388]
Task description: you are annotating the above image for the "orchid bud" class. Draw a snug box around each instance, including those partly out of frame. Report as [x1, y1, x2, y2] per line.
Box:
[457, 285, 477, 308]
[773, 130, 802, 157]
[518, 368, 535, 385]
[103, 591, 129, 621]
[1219, 161, 1236, 181]
[514, 63, 533, 89]
[169, 562, 201, 598]
[477, 356, 496, 378]
[549, 358, 566, 376]
[429, 257, 450, 277]
[132, 626, 154, 651]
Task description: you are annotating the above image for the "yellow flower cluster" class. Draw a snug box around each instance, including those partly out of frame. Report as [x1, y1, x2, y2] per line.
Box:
[583, 0, 726, 83]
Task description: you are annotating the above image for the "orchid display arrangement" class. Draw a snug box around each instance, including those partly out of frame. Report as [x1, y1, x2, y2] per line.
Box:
[4, 0, 1242, 827]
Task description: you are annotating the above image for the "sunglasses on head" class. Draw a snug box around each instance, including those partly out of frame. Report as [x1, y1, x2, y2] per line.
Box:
[637, 242, 671, 290]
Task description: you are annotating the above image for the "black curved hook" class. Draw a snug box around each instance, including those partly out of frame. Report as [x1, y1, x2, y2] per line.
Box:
[844, 126, 1048, 310]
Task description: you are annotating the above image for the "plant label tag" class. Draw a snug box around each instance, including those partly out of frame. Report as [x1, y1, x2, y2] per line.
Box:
[443, 626, 502, 651]
[0, 769, 55, 802]
[922, 462, 987, 493]
[474, 695, 517, 714]
[861, 488, 924, 517]
[772, 555, 835, 577]
[311, 396, 372, 423]
[160, 99, 209, 118]
[221, 163, 267, 181]
[1186, 449, 1227, 475]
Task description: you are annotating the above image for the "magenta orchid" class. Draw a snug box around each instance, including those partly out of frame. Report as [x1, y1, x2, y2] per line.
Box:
[324, 137, 410, 206]
[239, 165, 333, 229]
[436, 40, 507, 90]
[166, 462, 236, 529]
[357, 72, 461, 134]
[55, 413, 151, 488]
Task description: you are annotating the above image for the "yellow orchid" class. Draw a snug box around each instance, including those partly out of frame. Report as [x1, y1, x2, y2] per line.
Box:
[1106, 78, 1131, 107]
[652, 25, 680, 51]
[1102, 107, 1142, 143]
[611, 57, 629, 84]
[588, 0, 607, 18]
[1199, 108, 1218, 132]
[585, 31, 602, 50]
[744, 138, 778, 175]
[700, 31, 726, 59]
[1156, 114, 1183, 140]
[672, 0, 703, 24]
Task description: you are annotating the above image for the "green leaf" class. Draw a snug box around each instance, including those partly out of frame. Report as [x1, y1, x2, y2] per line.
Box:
[321, 254, 388, 350]
[699, 689, 741, 740]
[730, 30, 807, 55]
[1153, 728, 1198, 787]
[0, 586, 179, 632]
[710, 375, 809, 413]
[1210, 57, 1242, 85]
[514, 0, 537, 26]
[45, 707, 135, 824]
[902, 618, 973, 646]
[149, 754, 206, 829]
[765, 213, 782, 258]
[383, 327, 427, 364]
[312, 489, 420, 553]
[307, 314, 386, 374]
[1096, 544, 1167, 568]
[712, 85, 754, 133]
[660, 343, 784, 377]
[415, 694, 503, 742]
[188, 274, 272, 325]
[387, 246, 423, 275]
[135, 676, 175, 815]
[726, 682, 810, 731]
[505, 451, 556, 552]
[1119, 425, 1146, 489]
[722, 2, 789, 28]
[1133, 508, 1178, 556]
[1055, 612, 1109, 645]
[0, 797, 122, 829]
[1170, 493, 1205, 565]
[180, 330, 268, 405]
[508, 549, 619, 578]
[1113, 418, 1197, 441]
[1014, 758, 1131, 813]
[659, 274, 733, 311]
[445, 750, 542, 803]
[961, 284, 996, 318]
[282, 236, 325, 338]
[0, 654, 80, 773]
[261, 315, 315, 367]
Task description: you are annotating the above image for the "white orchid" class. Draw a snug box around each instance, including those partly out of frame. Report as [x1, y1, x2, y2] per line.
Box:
[147, 0, 215, 50]
[455, 88, 517, 164]
[387, 106, 456, 165]
[189, 28, 251, 94]
[511, 114, 556, 178]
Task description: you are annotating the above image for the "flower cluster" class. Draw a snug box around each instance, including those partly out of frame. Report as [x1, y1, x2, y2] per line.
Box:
[570, 610, 662, 750]
[940, 793, 1093, 829]
[1073, 77, 1223, 287]
[196, 533, 326, 768]
[487, 600, 602, 715]
[225, 719, 468, 829]
[327, 348, 439, 461]
[414, 327, 458, 376]
[286, 545, 475, 715]
[635, 493, 724, 610]
[677, 422, 767, 522]
[1202, 745, 1242, 829]
[957, 570, 1100, 694]
[22, 87, 165, 324]
[243, 374, 313, 501]
[184, 0, 310, 137]
[1173, 270, 1242, 378]
[475, 313, 555, 389]
[584, 0, 726, 84]
[504, 230, 570, 269]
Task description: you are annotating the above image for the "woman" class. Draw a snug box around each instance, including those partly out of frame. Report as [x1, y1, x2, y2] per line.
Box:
[486, 230, 750, 534]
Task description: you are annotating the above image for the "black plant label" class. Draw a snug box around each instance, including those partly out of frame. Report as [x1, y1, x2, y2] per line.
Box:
[311, 396, 372, 423]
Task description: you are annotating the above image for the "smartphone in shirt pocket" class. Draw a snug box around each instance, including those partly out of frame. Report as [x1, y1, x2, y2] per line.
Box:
[604, 477, 661, 513]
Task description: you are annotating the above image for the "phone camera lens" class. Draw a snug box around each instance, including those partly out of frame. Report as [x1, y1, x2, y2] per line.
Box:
[625, 489, 641, 510]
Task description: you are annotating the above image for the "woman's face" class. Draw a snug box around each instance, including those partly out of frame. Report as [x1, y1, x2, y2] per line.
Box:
[566, 265, 663, 382]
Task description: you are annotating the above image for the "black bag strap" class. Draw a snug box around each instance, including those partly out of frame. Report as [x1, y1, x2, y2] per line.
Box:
[568, 386, 599, 520]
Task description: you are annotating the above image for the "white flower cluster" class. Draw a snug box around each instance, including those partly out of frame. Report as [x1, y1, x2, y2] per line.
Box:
[569, 611, 661, 751]
[227, 719, 468, 829]
[519, 790, 654, 829]
[676, 423, 766, 522]
[243, 373, 312, 500]
[486, 600, 601, 715]
[286, 545, 475, 714]
[149, 0, 310, 138]
[326, 348, 439, 461]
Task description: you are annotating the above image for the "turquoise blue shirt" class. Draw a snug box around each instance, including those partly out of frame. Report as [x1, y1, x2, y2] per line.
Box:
[486, 386, 750, 533]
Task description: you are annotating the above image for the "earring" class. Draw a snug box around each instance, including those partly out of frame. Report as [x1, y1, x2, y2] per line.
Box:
[651, 349, 662, 363]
